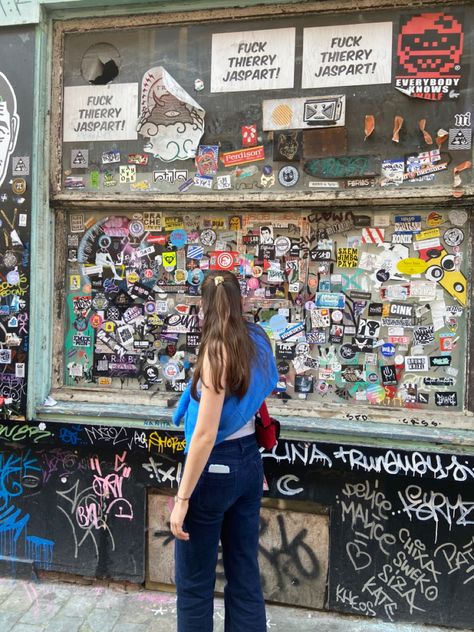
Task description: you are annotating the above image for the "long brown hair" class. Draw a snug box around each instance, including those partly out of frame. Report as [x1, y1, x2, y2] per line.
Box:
[191, 271, 255, 399]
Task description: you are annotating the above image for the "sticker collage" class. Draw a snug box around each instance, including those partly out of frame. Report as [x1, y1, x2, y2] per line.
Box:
[64, 208, 468, 412]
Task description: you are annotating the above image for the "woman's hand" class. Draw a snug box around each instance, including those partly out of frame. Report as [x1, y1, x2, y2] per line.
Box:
[170, 499, 190, 541]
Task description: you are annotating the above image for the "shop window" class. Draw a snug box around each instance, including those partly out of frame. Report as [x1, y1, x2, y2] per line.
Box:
[47, 6, 474, 429]
[55, 208, 469, 415]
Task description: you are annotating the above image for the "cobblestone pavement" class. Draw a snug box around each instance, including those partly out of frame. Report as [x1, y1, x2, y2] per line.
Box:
[0, 575, 467, 631]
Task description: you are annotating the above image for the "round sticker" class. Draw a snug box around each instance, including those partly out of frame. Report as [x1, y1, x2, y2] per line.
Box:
[262, 164, 273, 176]
[376, 269, 390, 283]
[174, 268, 187, 284]
[278, 165, 299, 187]
[394, 354, 405, 366]
[367, 372, 379, 384]
[98, 235, 112, 249]
[11, 178, 26, 195]
[127, 272, 139, 284]
[129, 220, 144, 237]
[305, 301, 316, 310]
[331, 310, 343, 323]
[144, 301, 156, 314]
[367, 383, 386, 404]
[6, 270, 19, 285]
[187, 269, 204, 286]
[339, 344, 356, 360]
[163, 362, 180, 380]
[200, 229, 216, 246]
[90, 314, 103, 329]
[381, 343, 395, 357]
[443, 227, 464, 247]
[144, 365, 160, 384]
[274, 236, 291, 255]
[143, 268, 154, 279]
[252, 266, 263, 278]
[170, 229, 187, 248]
[215, 252, 235, 270]
[269, 314, 287, 334]
[247, 277, 260, 290]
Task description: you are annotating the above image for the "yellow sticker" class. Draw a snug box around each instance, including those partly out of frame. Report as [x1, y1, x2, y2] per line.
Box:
[69, 275, 81, 291]
[162, 251, 177, 268]
[415, 228, 440, 241]
[164, 216, 184, 231]
[127, 272, 139, 283]
[396, 258, 428, 275]
[337, 248, 359, 268]
[427, 212, 445, 227]
[98, 377, 112, 385]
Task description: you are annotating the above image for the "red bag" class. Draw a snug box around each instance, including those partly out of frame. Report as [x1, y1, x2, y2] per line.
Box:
[255, 401, 280, 450]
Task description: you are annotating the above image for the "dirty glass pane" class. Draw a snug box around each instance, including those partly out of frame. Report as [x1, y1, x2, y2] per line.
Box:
[60, 6, 474, 196]
[62, 208, 469, 416]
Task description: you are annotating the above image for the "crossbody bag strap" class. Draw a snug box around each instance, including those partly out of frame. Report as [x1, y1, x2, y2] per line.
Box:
[257, 401, 271, 427]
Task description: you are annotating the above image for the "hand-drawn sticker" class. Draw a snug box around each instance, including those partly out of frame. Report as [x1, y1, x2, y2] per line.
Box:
[273, 131, 302, 161]
[195, 145, 219, 175]
[278, 165, 299, 187]
[443, 227, 464, 246]
[0, 73, 19, 189]
[137, 66, 205, 161]
[119, 165, 136, 183]
[448, 210, 468, 226]
[304, 155, 380, 179]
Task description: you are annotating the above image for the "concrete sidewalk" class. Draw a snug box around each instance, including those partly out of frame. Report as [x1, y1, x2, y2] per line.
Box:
[0, 575, 467, 632]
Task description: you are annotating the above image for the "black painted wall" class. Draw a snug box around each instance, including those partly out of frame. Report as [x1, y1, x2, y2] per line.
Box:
[1, 422, 472, 629]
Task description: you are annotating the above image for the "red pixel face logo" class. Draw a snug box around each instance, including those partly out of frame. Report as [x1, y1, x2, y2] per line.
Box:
[398, 13, 464, 76]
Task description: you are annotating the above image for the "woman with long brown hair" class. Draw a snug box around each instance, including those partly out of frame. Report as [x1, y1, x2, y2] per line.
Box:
[171, 270, 278, 632]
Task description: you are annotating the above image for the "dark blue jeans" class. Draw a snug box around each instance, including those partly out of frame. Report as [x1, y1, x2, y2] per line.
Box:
[175, 434, 266, 632]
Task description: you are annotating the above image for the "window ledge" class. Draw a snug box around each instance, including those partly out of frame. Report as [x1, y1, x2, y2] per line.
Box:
[35, 401, 474, 455]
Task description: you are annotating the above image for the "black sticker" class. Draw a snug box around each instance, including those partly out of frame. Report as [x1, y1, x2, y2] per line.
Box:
[276, 342, 296, 359]
[376, 269, 390, 283]
[340, 343, 356, 360]
[430, 356, 451, 367]
[435, 391, 458, 407]
[417, 392, 430, 404]
[381, 365, 398, 385]
[368, 303, 383, 317]
[294, 375, 314, 393]
[352, 337, 374, 353]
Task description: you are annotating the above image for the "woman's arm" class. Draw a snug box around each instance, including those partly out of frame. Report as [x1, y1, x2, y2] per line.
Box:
[170, 353, 226, 540]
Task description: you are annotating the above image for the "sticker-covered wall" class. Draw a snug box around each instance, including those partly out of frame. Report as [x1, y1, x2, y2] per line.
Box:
[57, 7, 474, 195]
[0, 27, 34, 419]
[62, 209, 469, 414]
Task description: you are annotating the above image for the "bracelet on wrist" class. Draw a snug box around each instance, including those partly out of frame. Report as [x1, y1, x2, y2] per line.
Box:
[174, 494, 190, 502]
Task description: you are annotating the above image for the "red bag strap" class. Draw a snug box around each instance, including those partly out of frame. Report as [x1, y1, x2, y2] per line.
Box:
[258, 401, 271, 427]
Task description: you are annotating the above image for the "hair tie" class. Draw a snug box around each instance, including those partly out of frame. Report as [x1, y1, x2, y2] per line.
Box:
[214, 276, 224, 286]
